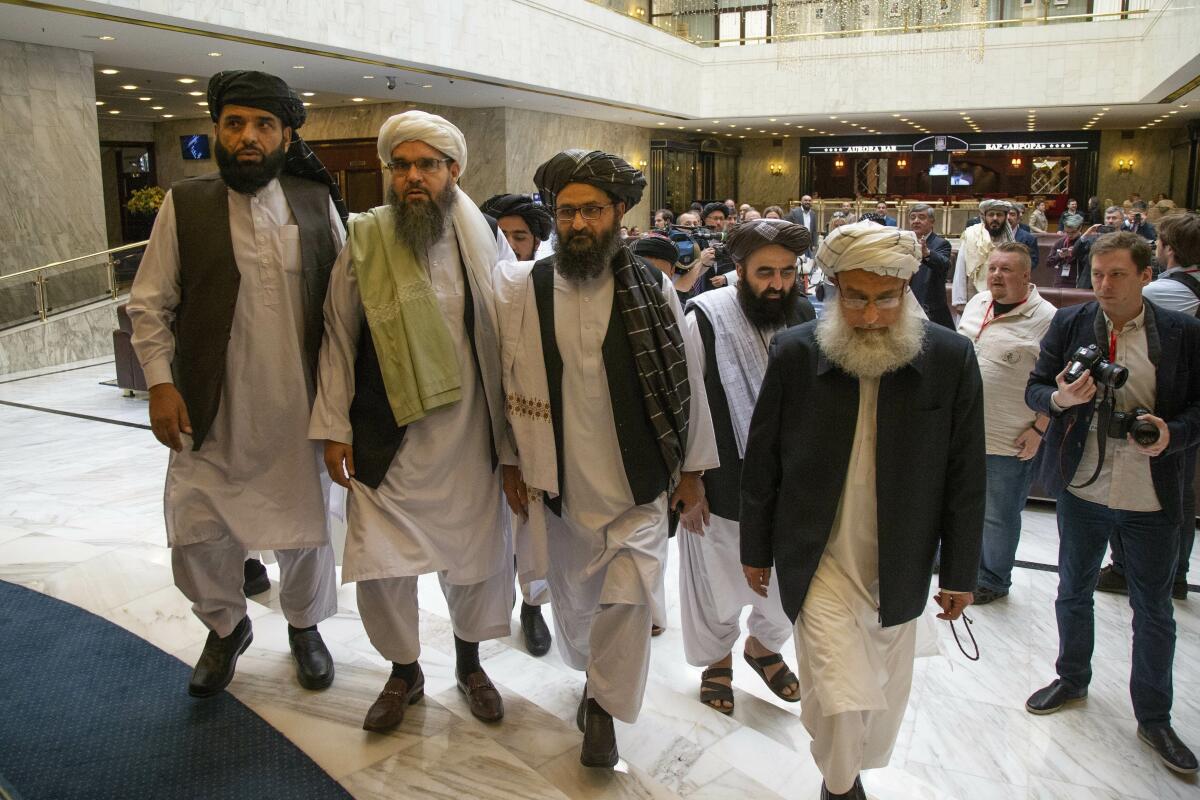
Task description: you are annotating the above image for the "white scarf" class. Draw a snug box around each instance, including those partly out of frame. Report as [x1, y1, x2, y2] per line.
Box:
[960, 222, 1013, 294]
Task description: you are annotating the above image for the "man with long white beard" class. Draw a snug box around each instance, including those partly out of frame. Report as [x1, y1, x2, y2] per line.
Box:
[952, 199, 1014, 313]
[679, 219, 815, 714]
[310, 111, 515, 732]
[741, 222, 986, 799]
[495, 149, 718, 768]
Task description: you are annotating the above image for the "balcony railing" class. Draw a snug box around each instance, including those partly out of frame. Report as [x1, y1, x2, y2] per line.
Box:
[0, 241, 147, 331]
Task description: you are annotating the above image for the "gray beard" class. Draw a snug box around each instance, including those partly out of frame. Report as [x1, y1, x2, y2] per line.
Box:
[389, 183, 455, 253]
[815, 297, 926, 379]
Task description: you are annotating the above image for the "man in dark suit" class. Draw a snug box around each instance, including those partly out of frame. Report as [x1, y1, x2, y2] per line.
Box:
[786, 194, 817, 256]
[1008, 205, 1041, 271]
[741, 221, 985, 800]
[1024, 231, 1199, 775]
[906, 202, 954, 328]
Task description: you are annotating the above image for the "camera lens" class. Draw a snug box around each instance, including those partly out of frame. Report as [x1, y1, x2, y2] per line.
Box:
[1131, 418, 1159, 446]
[1095, 362, 1129, 389]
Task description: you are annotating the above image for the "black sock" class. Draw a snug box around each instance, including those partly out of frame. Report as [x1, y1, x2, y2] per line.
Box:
[520, 601, 542, 619]
[390, 660, 419, 684]
[454, 634, 481, 675]
[287, 623, 316, 638]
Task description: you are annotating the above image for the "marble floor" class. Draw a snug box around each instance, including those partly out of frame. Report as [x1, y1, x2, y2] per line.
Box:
[2, 361, 1198, 800]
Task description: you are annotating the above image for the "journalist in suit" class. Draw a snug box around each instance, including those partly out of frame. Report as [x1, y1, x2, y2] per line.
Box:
[1024, 231, 1200, 775]
[907, 203, 955, 329]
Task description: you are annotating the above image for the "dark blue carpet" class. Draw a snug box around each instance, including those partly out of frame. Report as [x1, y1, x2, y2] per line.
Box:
[0, 580, 352, 800]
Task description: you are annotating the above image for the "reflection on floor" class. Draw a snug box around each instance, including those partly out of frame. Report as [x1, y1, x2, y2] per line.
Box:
[1, 362, 1198, 799]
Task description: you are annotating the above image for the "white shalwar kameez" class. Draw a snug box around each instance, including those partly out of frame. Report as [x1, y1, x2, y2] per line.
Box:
[794, 376, 918, 795]
[308, 222, 512, 665]
[127, 180, 342, 638]
[545, 267, 717, 723]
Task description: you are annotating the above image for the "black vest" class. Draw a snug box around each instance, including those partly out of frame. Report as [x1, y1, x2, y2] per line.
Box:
[531, 259, 669, 516]
[172, 173, 336, 449]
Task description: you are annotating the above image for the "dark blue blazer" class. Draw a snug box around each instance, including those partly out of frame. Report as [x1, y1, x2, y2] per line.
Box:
[910, 232, 954, 329]
[1025, 300, 1200, 524]
[1014, 226, 1041, 270]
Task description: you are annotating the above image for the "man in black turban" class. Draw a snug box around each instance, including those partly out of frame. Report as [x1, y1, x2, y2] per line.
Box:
[479, 193, 554, 261]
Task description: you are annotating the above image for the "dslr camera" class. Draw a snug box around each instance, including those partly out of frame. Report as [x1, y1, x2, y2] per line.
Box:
[1108, 407, 1159, 446]
[1063, 344, 1129, 389]
[667, 225, 722, 270]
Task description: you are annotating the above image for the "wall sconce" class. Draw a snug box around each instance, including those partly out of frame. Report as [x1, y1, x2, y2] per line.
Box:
[895, 158, 908, 169]
[833, 157, 845, 169]
[637, 159, 648, 170]
[769, 162, 784, 176]
[1117, 158, 1134, 173]
[1010, 156, 1023, 168]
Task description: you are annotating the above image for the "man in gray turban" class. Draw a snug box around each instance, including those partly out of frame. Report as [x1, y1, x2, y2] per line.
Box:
[496, 149, 718, 768]
[953, 199, 1014, 310]
[741, 220, 984, 799]
[678, 220, 814, 715]
[127, 69, 347, 699]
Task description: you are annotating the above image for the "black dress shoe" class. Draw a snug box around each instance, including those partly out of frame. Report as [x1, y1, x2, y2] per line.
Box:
[1138, 725, 1199, 774]
[189, 616, 252, 697]
[1095, 564, 1129, 595]
[579, 696, 618, 768]
[289, 627, 334, 690]
[1025, 679, 1087, 715]
[973, 586, 1008, 605]
[243, 558, 270, 596]
[820, 776, 866, 799]
[520, 603, 552, 657]
[1172, 581, 1189, 601]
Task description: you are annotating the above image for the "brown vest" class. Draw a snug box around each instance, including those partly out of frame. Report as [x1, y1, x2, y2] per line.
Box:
[171, 173, 337, 449]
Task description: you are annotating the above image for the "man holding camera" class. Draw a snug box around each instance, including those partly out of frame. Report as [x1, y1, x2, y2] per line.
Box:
[1025, 231, 1200, 775]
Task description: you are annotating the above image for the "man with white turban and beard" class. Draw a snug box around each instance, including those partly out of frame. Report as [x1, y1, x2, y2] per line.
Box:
[952, 199, 1015, 313]
[495, 149, 718, 768]
[310, 110, 516, 732]
[740, 221, 986, 799]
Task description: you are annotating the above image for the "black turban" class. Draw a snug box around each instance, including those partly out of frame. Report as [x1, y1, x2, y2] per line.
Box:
[206, 70, 348, 228]
[723, 219, 812, 264]
[533, 149, 646, 210]
[631, 233, 679, 264]
[479, 193, 554, 241]
[701, 202, 729, 224]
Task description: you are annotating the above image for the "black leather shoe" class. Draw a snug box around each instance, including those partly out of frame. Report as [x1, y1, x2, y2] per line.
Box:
[1095, 564, 1129, 595]
[289, 627, 334, 690]
[579, 696, 618, 768]
[821, 776, 866, 799]
[974, 586, 1008, 605]
[243, 558, 270, 596]
[1172, 581, 1189, 601]
[1025, 679, 1087, 715]
[189, 616, 252, 697]
[520, 604, 552, 657]
[1138, 725, 1199, 774]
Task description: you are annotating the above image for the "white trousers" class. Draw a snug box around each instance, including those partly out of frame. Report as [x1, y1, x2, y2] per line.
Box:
[172, 536, 337, 638]
[356, 564, 514, 665]
[520, 576, 551, 606]
[678, 514, 793, 666]
[544, 501, 666, 724]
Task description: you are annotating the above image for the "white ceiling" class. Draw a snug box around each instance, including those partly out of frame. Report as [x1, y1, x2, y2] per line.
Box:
[6, 0, 1199, 138]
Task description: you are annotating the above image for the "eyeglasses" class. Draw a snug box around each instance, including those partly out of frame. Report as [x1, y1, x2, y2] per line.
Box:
[839, 295, 903, 311]
[386, 157, 451, 174]
[554, 203, 614, 223]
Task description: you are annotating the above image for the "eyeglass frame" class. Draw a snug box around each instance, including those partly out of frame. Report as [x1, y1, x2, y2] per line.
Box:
[553, 203, 616, 223]
[385, 157, 453, 175]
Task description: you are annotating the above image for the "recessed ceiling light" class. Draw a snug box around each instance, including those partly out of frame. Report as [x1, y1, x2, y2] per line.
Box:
[108, 110, 120, 115]
[808, 128, 816, 131]
[744, 127, 751, 130]
[188, 91, 203, 96]
[712, 120, 720, 124]
[739, 135, 745, 139]
[177, 78, 196, 84]
[352, 97, 365, 102]
[151, 106, 163, 110]
[1179, 104, 1189, 108]
[1140, 125, 1148, 129]
[725, 133, 732, 137]
[120, 84, 137, 90]
[768, 118, 776, 122]
[892, 113, 901, 117]
[758, 129, 765, 133]
[784, 134, 790, 138]
[138, 97, 151, 101]
[1170, 110, 1179, 114]
[162, 114, 174, 118]
[98, 35, 115, 41]
[292, 65, 305, 70]
[302, 92, 315, 97]
[1101, 107, 1110, 111]
[95, 100, 105, 106]
[677, 125, 684, 129]
[303, 102, 312, 107]
[695, 128, 702, 132]
[196, 101, 207, 106]
[208, 52, 221, 57]
[829, 115, 837, 119]
[900, 118, 908, 122]
[959, 112, 968, 116]
[99, 68, 118, 75]
[657, 122, 666, 126]
[728, 124, 736, 128]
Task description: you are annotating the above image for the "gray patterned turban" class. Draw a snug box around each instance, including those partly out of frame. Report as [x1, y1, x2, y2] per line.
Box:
[815, 221, 920, 279]
[978, 199, 1014, 215]
[724, 219, 811, 264]
[479, 193, 554, 241]
[534, 149, 646, 210]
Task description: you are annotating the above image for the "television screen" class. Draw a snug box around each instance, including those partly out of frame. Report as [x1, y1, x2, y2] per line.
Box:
[180, 134, 211, 160]
[950, 171, 974, 186]
[928, 163, 949, 176]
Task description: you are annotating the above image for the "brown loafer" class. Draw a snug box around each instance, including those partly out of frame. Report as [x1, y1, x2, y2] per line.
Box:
[457, 669, 504, 722]
[362, 668, 425, 733]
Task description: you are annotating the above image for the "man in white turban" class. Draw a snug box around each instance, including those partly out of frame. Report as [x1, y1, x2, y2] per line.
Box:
[741, 221, 985, 799]
[309, 110, 517, 732]
[952, 199, 1014, 312]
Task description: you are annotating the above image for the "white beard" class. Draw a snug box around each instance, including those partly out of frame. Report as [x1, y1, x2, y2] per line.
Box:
[815, 296, 927, 379]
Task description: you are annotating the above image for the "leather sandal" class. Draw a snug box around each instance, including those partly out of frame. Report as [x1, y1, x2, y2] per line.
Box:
[699, 666, 734, 714]
[743, 651, 800, 703]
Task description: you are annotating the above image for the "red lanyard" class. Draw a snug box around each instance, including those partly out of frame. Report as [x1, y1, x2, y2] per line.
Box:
[1109, 330, 1118, 361]
[974, 296, 1027, 342]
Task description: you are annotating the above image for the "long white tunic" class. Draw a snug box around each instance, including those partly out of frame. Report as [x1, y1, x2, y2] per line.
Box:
[308, 222, 506, 585]
[127, 179, 344, 550]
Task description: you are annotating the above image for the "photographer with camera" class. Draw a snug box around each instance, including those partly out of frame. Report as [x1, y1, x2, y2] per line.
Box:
[700, 202, 737, 289]
[1024, 231, 1200, 776]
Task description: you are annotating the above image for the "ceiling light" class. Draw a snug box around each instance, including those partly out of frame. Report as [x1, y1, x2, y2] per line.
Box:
[712, 120, 720, 124]
[739, 135, 745, 139]
[138, 97, 151, 101]
[99, 68, 118, 75]
[292, 65, 304, 70]
[421, 84, 433, 89]
[725, 133, 732, 137]
[188, 91, 203, 96]
[769, 118, 777, 122]
[695, 128, 702, 132]
[744, 127, 751, 130]
[1170, 110, 1179, 114]
[302, 92, 315, 97]
[95, 100, 105, 106]
[151, 106, 163, 110]
[808, 128, 816, 131]
[108, 110, 120, 115]
[900, 118, 908, 122]
[352, 97, 365, 102]
[162, 114, 174, 118]
[208, 52, 221, 57]
[759, 130, 766, 133]
[177, 78, 196, 84]
[829, 115, 837, 119]
[196, 101, 207, 106]
[362, 75, 374, 79]
[303, 102, 312, 107]
[120, 84, 137, 90]
[657, 122, 666, 126]
[1179, 104, 1189, 109]
[677, 126, 684, 129]
[98, 35, 115, 41]
[728, 124, 736, 128]
[1102, 107, 1110, 111]
[959, 112, 968, 116]
[891, 113, 901, 117]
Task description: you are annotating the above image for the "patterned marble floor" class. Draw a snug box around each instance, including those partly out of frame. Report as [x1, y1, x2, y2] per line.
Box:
[1, 361, 1198, 800]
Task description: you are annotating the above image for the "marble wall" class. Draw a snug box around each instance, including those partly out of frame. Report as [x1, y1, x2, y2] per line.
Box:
[737, 137, 804, 212]
[1096, 128, 1186, 206]
[0, 301, 120, 375]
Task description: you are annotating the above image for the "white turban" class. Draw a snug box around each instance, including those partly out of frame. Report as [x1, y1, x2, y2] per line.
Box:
[815, 221, 920, 280]
[377, 110, 468, 175]
[978, 198, 1013, 215]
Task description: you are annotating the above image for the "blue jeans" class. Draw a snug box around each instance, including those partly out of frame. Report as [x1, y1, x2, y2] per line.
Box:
[1109, 448, 1196, 584]
[976, 454, 1037, 592]
[1054, 490, 1179, 726]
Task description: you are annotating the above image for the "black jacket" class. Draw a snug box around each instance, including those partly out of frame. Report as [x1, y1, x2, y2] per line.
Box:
[1013, 226, 1041, 270]
[1025, 300, 1200, 524]
[909, 233, 954, 329]
[740, 322, 986, 625]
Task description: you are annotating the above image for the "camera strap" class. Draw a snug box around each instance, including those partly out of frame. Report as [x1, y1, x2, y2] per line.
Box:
[1069, 387, 1114, 489]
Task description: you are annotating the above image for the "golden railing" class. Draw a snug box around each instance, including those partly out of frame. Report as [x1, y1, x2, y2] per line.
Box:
[0, 241, 147, 330]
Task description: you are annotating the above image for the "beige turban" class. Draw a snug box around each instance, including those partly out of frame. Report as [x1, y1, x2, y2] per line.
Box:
[377, 110, 468, 175]
[815, 220, 920, 279]
[978, 198, 1013, 215]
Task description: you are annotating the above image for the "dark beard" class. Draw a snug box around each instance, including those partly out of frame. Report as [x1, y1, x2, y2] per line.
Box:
[737, 277, 799, 328]
[389, 183, 455, 253]
[985, 219, 1006, 238]
[215, 140, 286, 195]
[555, 221, 620, 283]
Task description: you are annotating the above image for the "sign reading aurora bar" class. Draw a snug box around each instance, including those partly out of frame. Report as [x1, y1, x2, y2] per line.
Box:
[808, 144, 909, 154]
[806, 138, 1092, 155]
[975, 141, 1090, 151]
